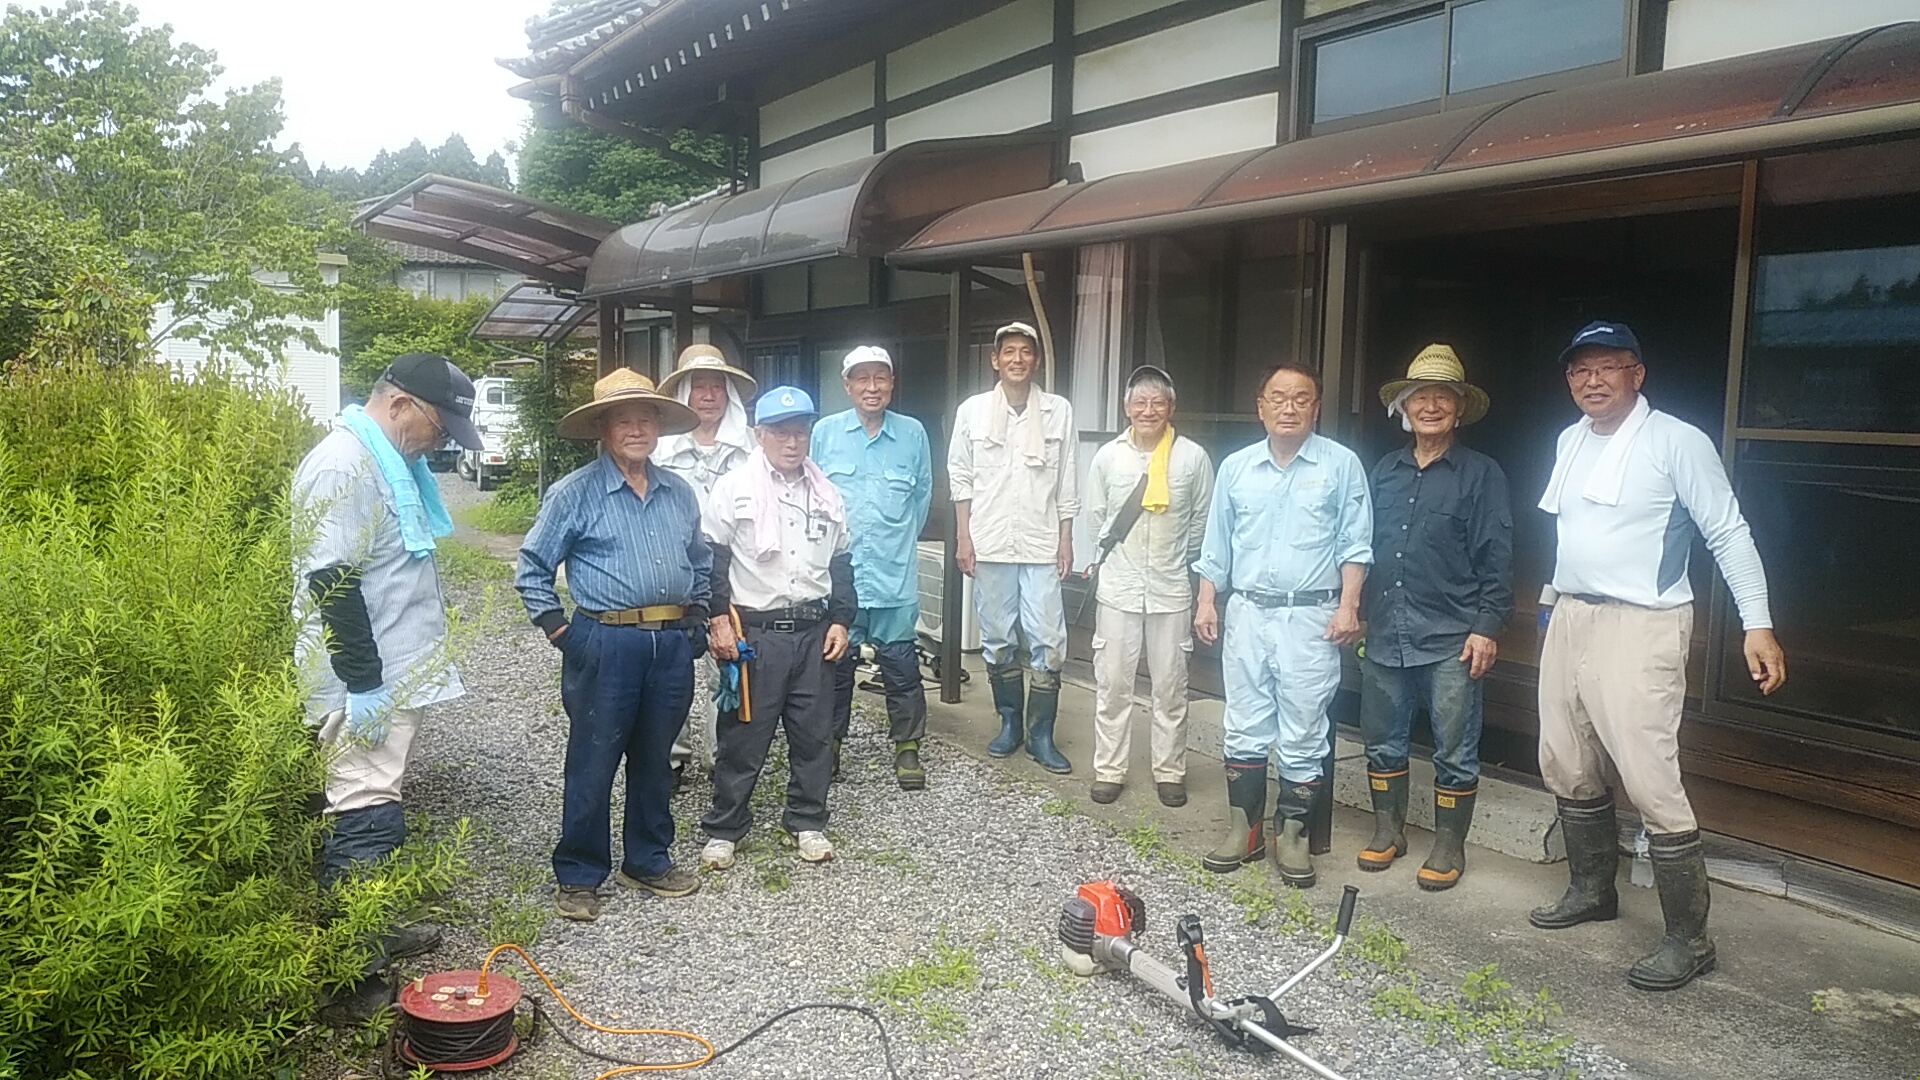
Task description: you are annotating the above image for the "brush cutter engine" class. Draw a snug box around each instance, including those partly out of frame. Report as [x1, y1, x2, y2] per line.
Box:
[1058, 880, 1361, 1080]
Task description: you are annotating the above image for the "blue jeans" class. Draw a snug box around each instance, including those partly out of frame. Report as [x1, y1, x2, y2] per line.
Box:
[972, 562, 1067, 674]
[555, 612, 694, 886]
[1358, 653, 1483, 790]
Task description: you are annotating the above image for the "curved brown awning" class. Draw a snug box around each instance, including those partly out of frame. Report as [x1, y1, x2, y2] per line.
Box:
[583, 133, 1059, 304]
[892, 23, 1920, 265]
[354, 175, 617, 290]
[469, 283, 599, 345]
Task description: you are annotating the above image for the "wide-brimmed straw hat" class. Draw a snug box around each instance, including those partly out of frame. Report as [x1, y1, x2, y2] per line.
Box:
[556, 369, 699, 440]
[1377, 344, 1490, 426]
[657, 343, 757, 399]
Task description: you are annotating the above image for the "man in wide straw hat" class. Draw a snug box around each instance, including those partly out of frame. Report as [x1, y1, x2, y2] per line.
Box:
[1355, 344, 1511, 891]
[653, 343, 758, 784]
[516, 369, 710, 920]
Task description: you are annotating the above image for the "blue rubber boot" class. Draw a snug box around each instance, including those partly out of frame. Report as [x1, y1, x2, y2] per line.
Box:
[986, 663, 1024, 758]
[1024, 673, 1071, 774]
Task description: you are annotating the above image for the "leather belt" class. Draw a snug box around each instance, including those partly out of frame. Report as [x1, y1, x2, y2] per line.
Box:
[737, 602, 828, 632]
[583, 605, 696, 630]
[1241, 589, 1339, 608]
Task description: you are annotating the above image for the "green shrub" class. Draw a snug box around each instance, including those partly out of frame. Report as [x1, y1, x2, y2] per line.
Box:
[0, 189, 151, 368]
[469, 484, 539, 535]
[0, 362, 465, 1079]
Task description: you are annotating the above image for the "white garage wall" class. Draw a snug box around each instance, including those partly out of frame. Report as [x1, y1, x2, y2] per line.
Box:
[1664, 0, 1920, 68]
[886, 66, 1054, 146]
[1074, 1, 1281, 113]
[1069, 93, 1279, 179]
[155, 261, 342, 422]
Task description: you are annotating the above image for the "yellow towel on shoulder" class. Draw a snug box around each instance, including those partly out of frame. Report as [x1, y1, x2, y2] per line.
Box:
[1142, 425, 1174, 514]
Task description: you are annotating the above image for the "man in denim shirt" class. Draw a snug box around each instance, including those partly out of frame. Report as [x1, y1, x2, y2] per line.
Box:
[1355, 346, 1512, 892]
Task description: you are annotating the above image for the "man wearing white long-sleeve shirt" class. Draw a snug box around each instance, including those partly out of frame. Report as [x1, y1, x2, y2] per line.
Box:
[1527, 320, 1786, 994]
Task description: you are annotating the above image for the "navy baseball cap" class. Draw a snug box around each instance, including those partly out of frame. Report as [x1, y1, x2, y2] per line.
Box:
[754, 385, 818, 426]
[382, 353, 483, 450]
[1557, 321, 1642, 367]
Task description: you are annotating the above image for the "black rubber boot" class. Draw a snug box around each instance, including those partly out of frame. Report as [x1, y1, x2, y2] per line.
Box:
[1529, 794, 1621, 929]
[986, 663, 1024, 758]
[1417, 785, 1476, 892]
[1628, 830, 1717, 991]
[1356, 768, 1409, 872]
[1270, 778, 1319, 889]
[1024, 677, 1071, 774]
[1202, 760, 1268, 873]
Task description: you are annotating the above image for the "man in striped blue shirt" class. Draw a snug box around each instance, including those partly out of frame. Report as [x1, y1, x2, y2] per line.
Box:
[516, 370, 712, 921]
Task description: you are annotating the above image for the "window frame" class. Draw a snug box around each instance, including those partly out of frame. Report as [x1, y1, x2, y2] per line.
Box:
[1290, 0, 1653, 139]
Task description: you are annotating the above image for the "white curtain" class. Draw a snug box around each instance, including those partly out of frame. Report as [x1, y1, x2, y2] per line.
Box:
[1071, 242, 1129, 432]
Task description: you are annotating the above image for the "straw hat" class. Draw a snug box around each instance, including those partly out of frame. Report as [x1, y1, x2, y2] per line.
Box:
[1377, 344, 1490, 426]
[556, 369, 699, 440]
[657, 343, 758, 399]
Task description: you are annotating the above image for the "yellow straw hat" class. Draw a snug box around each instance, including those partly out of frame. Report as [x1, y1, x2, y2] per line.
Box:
[556, 369, 699, 440]
[1377, 344, 1490, 426]
[657, 343, 758, 400]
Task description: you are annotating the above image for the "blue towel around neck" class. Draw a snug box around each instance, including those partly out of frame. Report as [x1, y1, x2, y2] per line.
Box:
[339, 404, 454, 558]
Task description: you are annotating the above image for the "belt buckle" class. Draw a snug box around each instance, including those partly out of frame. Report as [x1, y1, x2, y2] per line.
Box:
[772, 618, 797, 633]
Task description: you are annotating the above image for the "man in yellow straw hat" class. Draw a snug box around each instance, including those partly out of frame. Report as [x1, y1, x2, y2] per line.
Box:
[515, 369, 709, 920]
[654, 343, 759, 786]
[1354, 344, 1512, 891]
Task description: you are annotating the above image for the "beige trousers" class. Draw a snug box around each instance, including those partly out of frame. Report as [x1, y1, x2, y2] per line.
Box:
[1537, 595, 1698, 834]
[317, 705, 425, 814]
[1091, 603, 1192, 784]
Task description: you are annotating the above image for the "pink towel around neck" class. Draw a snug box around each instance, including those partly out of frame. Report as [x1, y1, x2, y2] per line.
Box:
[743, 447, 844, 561]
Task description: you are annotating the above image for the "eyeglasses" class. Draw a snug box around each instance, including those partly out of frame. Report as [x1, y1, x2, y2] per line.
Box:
[1260, 392, 1318, 411]
[405, 397, 447, 444]
[1566, 362, 1640, 383]
[1127, 397, 1172, 412]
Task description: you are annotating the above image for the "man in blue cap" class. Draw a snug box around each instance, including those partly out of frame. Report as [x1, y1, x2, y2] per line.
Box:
[813, 346, 935, 790]
[1529, 320, 1786, 991]
[699, 386, 855, 869]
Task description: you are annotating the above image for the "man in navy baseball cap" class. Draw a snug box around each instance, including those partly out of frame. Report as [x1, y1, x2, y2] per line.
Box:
[381, 352, 484, 451]
[1556, 320, 1642, 368]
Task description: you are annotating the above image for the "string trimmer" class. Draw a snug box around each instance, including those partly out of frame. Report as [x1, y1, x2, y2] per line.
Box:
[1058, 880, 1361, 1080]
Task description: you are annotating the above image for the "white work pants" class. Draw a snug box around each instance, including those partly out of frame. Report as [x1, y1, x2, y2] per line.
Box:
[1090, 603, 1192, 784]
[317, 705, 425, 814]
[1219, 593, 1340, 782]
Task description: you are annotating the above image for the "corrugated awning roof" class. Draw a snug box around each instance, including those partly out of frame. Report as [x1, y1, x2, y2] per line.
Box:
[469, 283, 600, 345]
[892, 23, 1920, 266]
[353, 175, 618, 291]
[584, 133, 1058, 304]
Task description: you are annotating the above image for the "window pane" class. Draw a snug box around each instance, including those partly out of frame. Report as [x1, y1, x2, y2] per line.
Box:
[1449, 0, 1625, 94]
[430, 271, 463, 301]
[1313, 14, 1444, 125]
[1744, 244, 1920, 433]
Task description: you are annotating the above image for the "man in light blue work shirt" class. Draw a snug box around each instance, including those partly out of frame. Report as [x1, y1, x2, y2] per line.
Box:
[813, 346, 935, 790]
[1193, 363, 1372, 889]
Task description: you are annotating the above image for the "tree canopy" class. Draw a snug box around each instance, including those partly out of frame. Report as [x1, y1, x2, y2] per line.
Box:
[298, 134, 512, 202]
[517, 122, 731, 225]
[0, 0, 347, 365]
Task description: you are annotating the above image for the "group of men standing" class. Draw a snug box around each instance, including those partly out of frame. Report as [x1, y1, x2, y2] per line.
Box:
[294, 314, 1787, 1023]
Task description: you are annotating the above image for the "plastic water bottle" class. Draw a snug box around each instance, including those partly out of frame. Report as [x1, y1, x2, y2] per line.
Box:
[1631, 826, 1654, 888]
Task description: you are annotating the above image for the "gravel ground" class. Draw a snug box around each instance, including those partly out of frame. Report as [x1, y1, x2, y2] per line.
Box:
[338, 549, 1637, 1080]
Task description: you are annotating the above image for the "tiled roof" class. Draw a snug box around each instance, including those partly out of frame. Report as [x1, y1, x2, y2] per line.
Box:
[503, 0, 666, 79]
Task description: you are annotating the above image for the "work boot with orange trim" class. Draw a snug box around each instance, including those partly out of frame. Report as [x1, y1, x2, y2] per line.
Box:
[1202, 760, 1268, 873]
[1356, 768, 1409, 872]
[1417, 784, 1476, 891]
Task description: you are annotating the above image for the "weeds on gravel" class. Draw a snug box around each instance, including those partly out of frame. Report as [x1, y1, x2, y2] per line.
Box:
[464, 485, 540, 534]
[436, 537, 512, 585]
[482, 860, 552, 948]
[1041, 796, 1076, 817]
[1372, 962, 1575, 1075]
[865, 932, 981, 1042]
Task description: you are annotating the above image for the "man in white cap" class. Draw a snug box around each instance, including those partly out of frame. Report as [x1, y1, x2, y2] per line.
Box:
[517, 370, 710, 920]
[1529, 320, 1784, 992]
[700, 387, 854, 869]
[1084, 365, 1213, 808]
[654, 343, 758, 785]
[1355, 344, 1511, 892]
[813, 346, 935, 790]
[948, 321, 1078, 774]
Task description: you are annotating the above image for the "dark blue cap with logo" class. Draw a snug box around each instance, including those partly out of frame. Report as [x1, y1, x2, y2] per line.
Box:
[382, 352, 483, 450]
[1557, 320, 1642, 366]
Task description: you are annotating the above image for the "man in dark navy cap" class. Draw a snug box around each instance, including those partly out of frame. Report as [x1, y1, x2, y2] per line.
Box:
[1528, 320, 1786, 991]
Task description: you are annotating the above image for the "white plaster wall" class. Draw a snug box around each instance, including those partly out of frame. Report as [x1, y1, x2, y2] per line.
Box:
[760, 61, 875, 146]
[759, 126, 875, 186]
[886, 0, 1053, 100]
[1074, 0, 1281, 113]
[886, 66, 1054, 146]
[1075, 0, 1184, 33]
[1664, 0, 1920, 68]
[1068, 93, 1278, 179]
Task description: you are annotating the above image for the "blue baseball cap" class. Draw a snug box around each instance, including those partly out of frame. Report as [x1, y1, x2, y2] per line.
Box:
[754, 385, 817, 426]
[1558, 320, 1642, 366]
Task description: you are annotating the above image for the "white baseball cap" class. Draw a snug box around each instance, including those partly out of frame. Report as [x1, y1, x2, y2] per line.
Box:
[842, 345, 893, 374]
[994, 321, 1041, 351]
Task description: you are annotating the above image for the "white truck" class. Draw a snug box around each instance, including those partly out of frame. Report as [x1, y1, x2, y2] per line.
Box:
[457, 375, 522, 491]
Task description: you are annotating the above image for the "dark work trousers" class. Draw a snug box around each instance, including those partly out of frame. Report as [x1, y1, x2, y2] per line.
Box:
[554, 612, 694, 886]
[702, 620, 835, 841]
[832, 640, 929, 744]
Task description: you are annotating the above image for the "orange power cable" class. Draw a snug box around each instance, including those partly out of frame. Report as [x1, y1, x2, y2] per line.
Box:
[478, 943, 716, 1078]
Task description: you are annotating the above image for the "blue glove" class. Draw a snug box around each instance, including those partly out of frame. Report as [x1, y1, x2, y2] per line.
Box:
[713, 642, 756, 713]
[345, 687, 395, 747]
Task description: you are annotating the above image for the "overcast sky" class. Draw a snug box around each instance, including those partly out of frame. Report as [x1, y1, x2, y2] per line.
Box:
[129, 0, 544, 173]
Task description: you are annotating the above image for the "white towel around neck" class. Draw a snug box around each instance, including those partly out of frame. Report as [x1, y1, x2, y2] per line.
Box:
[1538, 394, 1653, 512]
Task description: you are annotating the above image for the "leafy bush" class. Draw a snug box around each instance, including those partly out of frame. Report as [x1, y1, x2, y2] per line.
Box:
[0, 362, 465, 1079]
[0, 188, 151, 368]
[336, 285, 495, 402]
[468, 485, 540, 535]
[505, 349, 596, 491]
